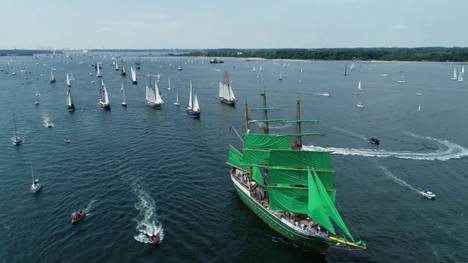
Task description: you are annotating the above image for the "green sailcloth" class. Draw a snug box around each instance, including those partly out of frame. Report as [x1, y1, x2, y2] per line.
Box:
[252, 166, 265, 186]
[243, 149, 270, 166]
[269, 150, 334, 170]
[226, 145, 247, 170]
[312, 169, 354, 241]
[307, 171, 336, 234]
[244, 133, 291, 150]
[268, 168, 336, 203]
[268, 186, 308, 214]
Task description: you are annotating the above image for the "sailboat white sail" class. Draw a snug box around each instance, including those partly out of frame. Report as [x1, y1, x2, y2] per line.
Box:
[187, 81, 201, 118]
[174, 87, 180, 106]
[146, 80, 163, 107]
[458, 71, 464, 82]
[451, 67, 458, 80]
[417, 104, 421, 112]
[115, 61, 119, 71]
[193, 94, 200, 112]
[66, 73, 71, 87]
[121, 65, 126, 76]
[121, 81, 127, 107]
[167, 78, 171, 90]
[67, 88, 75, 112]
[12, 117, 23, 145]
[131, 66, 137, 84]
[50, 69, 56, 83]
[98, 80, 110, 110]
[218, 71, 236, 106]
[357, 80, 362, 91]
[398, 71, 406, 83]
[96, 63, 102, 78]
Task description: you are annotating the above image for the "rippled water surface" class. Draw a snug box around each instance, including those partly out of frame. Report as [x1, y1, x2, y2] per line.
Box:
[0, 54, 467, 262]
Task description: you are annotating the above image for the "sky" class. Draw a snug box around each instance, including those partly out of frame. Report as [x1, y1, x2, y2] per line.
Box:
[0, 0, 467, 49]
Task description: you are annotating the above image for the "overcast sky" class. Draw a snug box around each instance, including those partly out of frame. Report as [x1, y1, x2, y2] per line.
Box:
[1, 0, 467, 49]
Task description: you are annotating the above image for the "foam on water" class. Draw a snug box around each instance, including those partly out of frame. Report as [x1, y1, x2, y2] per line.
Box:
[304, 133, 468, 161]
[372, 160, 420, 193]
[41, 114, 54, 128]
[133, 183, 164, 244]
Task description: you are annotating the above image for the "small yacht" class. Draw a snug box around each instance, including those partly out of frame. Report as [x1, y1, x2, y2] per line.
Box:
[177, 66, 183, 71]
[12, 118, 23, 146]
[420, 189, 436, 200]
[30, 164, 42, 194]
[356, 102, 365, 109]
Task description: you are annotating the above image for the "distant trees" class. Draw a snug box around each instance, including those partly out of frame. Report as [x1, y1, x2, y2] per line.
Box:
[0, 50, 57, 56]
[175, 47, 468, 62]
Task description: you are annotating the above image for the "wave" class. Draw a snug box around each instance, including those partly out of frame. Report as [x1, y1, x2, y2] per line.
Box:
[84, 199, 98, 216]
[133, 183, 164, 244]
[304, 133, 468, 161]
[373, 161, 420, 193]
[41, 114, 54, 128]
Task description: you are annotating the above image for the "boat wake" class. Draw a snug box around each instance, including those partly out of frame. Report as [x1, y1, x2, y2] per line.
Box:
[41, 115, 54, 128]
[84, 199, 97, 216]
[133, 183, 164, 244]
[313, 92, 331, 97]
[304, 133, 468, 161]
[373, 161, 420, 194]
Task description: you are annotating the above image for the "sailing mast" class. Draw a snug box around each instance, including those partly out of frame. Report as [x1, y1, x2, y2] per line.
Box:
[260, 88, 269, 134]
[294, 99, 302, 148]
[243, 103, 250, 133]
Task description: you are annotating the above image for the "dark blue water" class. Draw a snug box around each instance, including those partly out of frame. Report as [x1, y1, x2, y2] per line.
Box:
[0, 53, 467, 262]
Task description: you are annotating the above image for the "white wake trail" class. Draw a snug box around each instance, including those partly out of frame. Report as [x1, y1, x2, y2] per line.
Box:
[373, 162, 420, 193]
[304, 133, 468, 161]
[133, 183, 164, 244]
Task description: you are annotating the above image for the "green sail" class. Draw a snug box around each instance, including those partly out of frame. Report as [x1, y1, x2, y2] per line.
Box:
[312, 169, 354, 241]
[268, 186, 308, 214]
[268, 168, 336, 203]
[252, 166, 265, 186]
[269, 150, 334, 171]
[226, 145, 247, 170]
[244, 133, 291, 150]
[243, 149, 270, 166]
[307, 170, 336, 234]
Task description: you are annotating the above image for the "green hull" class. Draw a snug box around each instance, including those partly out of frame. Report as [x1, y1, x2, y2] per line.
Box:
[232, 177, 329, 252]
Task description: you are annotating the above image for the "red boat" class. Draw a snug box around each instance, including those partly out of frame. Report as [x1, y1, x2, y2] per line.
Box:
[71, 210, 86, 224]
[148, 234, 160, 245]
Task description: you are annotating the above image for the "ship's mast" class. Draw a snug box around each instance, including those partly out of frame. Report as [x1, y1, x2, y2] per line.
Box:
[243, 102, 250, 133]
[294, 98, 302, 148]
[260, 88, 269, 134]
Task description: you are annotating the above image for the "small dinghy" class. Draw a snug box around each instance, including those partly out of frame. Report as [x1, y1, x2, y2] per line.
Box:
[30, 164, 42, 194]
[368, 137, 380, 145]
[420, 189, 436, 200]
[71, 210, 86, 224]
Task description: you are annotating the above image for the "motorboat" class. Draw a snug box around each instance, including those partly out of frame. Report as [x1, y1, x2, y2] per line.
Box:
[71, 210, 86, 224]
[64, 138, 71, 144]
[420, 190, 436, 200]
[30, 164, 42, 194]
[177, 66, 183, 71]
[368, 137, 380, 145]
[148, 233, 161, 245]
[356, 102, 364, 109]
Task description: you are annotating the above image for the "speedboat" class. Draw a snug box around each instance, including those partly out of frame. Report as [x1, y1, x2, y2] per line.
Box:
[64, 138, 71, 144]
[420, 190, 436, 200]
[148, 233, 161, 245]
[31, 179, 42, 194]
[71, 210, 86, 224]
[177, 66, 183, 71]
[368, 137, 380, 145]
[46, 122, 54, 128]
[356, 102, 364, 109]
[12, 136, 23, 146]
[121, 101, 127, 107]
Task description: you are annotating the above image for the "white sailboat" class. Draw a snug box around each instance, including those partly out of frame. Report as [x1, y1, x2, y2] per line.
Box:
[98, 80, 110, 110]
[131, 66, 137, 84]
[417, 104, 421, 112]
[121, 64, 126, 76]
[66, 73, 71, 87]
[278, 73, 283, 81]
[356, 102, 364, 109]
[458, 71, 464, 82]
[398, 71, 406, 83]
[145, 79, 163, 107]
[187, 81, 200, 118]
[49, 68, 56, 84]
[30, 163, 42, 194]
[66, 88, 75, 112]
[115, 61, 119, 71]
[451, 67, 457, 80]
[12, 118, 23, 146]
[121, 80, 127, 107]
[96, 63, 102, 78]
[357, 80, 362, 91]
[174, 87, 180, 106]
[167, 78, 171, 90]
[218, 71, 236, 106]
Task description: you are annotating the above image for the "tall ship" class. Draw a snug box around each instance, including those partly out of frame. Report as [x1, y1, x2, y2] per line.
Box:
[186, 81, 200, 118]
[145, 77, 163, 108]
[218, 71, 236, 106]
[226, 92, 366, 252]
[131, 66, 138, 84]
[98, 80, 111, 110]
[66, 88, 75, 112]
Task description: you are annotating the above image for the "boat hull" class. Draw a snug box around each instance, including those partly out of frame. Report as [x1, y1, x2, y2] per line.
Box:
[99, 103, 111, 111]
[132, 81, 137, 85]
[232, 177, 329, 252]
[187, 110, 200, 118]
[67, 105, 75, 112]
[146, 102, 162, 108]
[220, 98, 235, 106]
